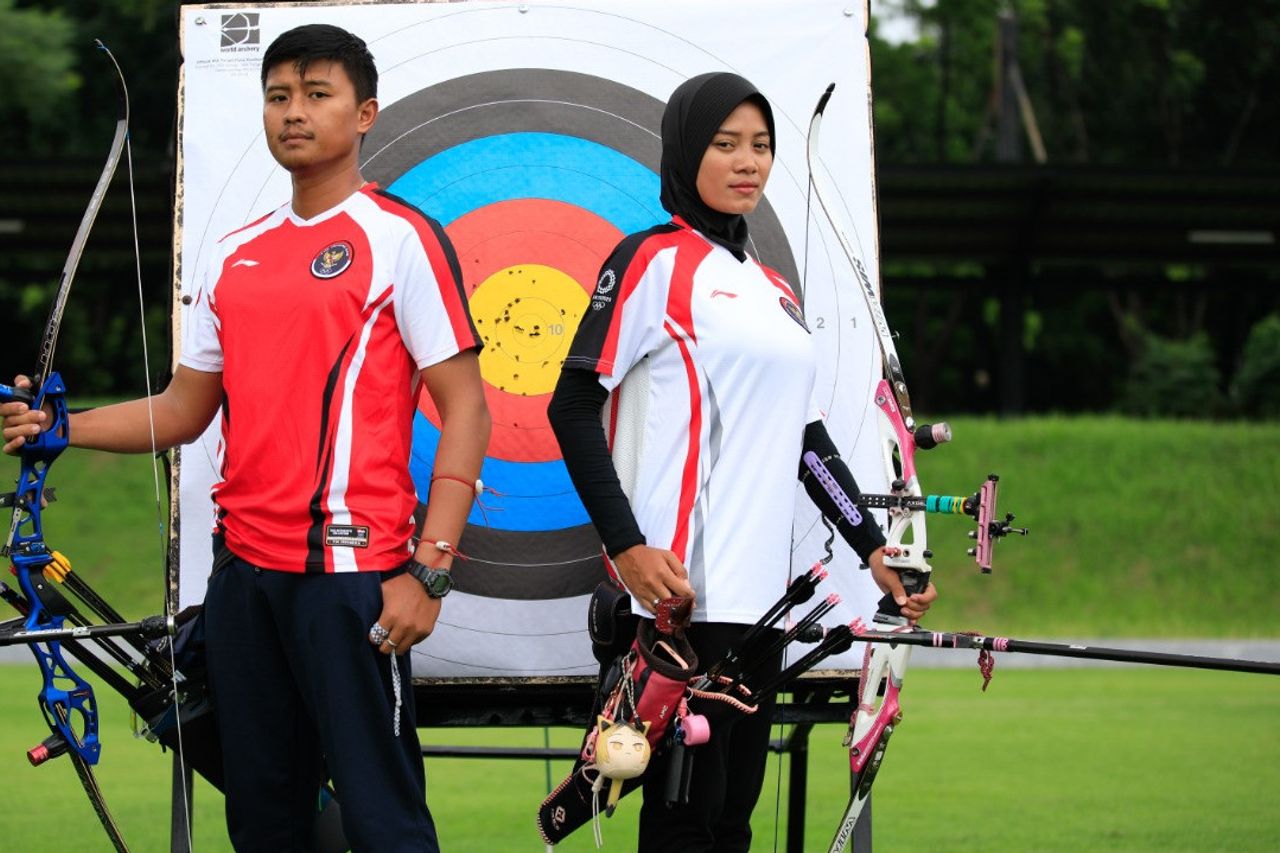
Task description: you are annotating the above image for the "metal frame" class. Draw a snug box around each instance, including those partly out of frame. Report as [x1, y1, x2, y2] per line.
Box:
[168, 673, 872, 852]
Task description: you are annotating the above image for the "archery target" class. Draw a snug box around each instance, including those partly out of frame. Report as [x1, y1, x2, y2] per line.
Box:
[361, 69, 798, 601]
[176, 0, 887, 675]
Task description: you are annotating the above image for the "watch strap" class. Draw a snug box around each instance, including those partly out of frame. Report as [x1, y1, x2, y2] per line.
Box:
[406, 559, 453, 599]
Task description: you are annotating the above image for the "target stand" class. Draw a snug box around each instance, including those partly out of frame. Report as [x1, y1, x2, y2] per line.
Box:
[412, 673, 870, 852]
[171, 4, 886, 850]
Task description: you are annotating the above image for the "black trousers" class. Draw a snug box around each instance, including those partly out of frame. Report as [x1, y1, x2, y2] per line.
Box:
[638, 622, 783, 853]
[204, 554, 438, 853]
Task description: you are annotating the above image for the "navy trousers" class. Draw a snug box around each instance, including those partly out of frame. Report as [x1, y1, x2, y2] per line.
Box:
[204, 554, 438, 853]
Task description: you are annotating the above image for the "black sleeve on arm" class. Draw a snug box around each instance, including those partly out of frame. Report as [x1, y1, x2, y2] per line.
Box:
[798, 420, 887, 563]
[547, 368, 646, 558]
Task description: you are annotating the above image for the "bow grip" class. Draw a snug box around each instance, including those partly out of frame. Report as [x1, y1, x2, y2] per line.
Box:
[876, 567, 931, 621]
[0, 382, 35, 407]
[19, 373, 70, 459]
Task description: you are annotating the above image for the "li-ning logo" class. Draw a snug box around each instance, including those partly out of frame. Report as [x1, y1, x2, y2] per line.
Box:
[312, 242, 354, 279]
[220, 13, 260, 51]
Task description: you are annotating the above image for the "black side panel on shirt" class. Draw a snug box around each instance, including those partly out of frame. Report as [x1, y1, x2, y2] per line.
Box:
[547, 368, 645, 557]
[563, 223, 680, 368]
[306, 335, 354, 572]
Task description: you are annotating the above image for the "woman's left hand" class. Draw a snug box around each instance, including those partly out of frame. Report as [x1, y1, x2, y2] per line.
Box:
[867, 546, 937, 624]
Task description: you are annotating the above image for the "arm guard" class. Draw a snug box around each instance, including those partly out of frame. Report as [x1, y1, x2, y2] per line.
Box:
[799, 420, 886, 563]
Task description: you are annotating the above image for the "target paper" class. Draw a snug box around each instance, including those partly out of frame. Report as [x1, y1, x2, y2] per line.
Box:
[176, 0, 887, 675]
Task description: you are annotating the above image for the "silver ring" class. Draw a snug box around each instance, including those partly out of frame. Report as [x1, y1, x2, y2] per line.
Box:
[387, 640, 398, 650]
[368, 624, 389, 645]
[651, 597, 661, 607]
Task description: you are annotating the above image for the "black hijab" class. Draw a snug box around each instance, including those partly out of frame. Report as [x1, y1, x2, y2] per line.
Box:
[659, 72, 776, 260]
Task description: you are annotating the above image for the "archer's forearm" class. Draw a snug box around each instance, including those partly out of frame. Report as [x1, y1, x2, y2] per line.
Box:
[547, 368, 646, 558]
[69, 366, 223, 453]
[415, 392, 490, 568]
[799, 420, 887, 562]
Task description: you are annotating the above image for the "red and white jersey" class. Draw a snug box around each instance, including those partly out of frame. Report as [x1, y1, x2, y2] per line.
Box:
[565, 217, 820, 623]
[181, 184, 480, 573]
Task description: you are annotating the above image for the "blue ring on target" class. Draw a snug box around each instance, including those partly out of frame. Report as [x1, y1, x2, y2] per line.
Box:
[391, 132, 663, 229]
[394, 132, 663, 531]
[410, 429, 588, 531]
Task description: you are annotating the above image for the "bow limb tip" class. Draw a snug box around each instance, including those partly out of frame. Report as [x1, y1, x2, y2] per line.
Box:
[815, 82, 835, 115]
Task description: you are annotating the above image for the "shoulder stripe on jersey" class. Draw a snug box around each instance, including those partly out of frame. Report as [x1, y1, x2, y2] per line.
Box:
[758, 262, 800, 303]
[218, 207, 278, 243]
[662, 318, 702, 563]
[664, 239, 714, 345]
[594, 224, 684, 372]
[369, 188, 481, 351]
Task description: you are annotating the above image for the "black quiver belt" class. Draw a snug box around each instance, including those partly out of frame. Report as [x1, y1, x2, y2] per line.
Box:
[537, 613, 698, 845]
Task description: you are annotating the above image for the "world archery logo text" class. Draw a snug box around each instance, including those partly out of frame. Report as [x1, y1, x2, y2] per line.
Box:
[220, 13, 260, 51]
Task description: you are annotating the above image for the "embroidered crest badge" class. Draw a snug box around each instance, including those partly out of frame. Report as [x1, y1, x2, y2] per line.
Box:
[311, 241, 354, 279]
[779, 296, 809, 332]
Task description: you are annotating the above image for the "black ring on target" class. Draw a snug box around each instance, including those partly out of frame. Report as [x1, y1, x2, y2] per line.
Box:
[362, 68, 797, 600]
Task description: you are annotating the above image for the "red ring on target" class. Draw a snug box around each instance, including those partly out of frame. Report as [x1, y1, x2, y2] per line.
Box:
[417, 197, 622, 462]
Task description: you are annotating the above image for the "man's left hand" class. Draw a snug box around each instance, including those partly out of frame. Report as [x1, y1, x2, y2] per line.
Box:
[371, 573, 441, 655]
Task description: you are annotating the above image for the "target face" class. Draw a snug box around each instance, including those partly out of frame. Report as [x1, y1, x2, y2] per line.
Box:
[176, 0, 884, 675]
[362, 69, 798, 603]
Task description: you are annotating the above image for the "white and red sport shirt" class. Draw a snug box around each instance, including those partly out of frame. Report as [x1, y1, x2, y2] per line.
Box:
[564, 217, 820, 624]
[180, 185, 480, 573]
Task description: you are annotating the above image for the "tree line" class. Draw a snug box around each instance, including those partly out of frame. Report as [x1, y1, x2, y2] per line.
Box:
[1, 0, 1277, 414]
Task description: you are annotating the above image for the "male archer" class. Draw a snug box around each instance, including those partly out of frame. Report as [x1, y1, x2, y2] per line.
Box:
[2, 24, 489, 852]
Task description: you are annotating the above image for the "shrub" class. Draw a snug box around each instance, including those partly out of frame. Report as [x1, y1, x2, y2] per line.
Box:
[1120, 331, 1222, 417]
[1232, 314, 1280, 418]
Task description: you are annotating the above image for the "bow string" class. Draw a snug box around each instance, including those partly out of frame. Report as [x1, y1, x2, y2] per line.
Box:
[0, 41, 186, 853]
[803, 82, 1026, 852]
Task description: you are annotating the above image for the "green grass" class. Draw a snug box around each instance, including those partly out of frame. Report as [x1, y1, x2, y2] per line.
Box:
[3, 414, 1279, 848]
[902, 416, 1280, 636]
[25, 444, 170, 620]
[18, 414, 1280, 634]
[0, 666, 1276, 851]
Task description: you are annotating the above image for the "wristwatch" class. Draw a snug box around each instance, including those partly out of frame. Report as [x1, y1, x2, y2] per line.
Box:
[406, 559, 454, 599]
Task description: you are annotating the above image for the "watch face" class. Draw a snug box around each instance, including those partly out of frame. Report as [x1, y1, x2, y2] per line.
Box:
[424, 568, 453, 598]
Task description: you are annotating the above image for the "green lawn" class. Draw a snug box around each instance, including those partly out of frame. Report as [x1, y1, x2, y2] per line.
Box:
[0, 666, 1276, 851]
[882, 416, 1280, 637]
[24, 414, 1280, 634]
[3, 414, 1279, 849]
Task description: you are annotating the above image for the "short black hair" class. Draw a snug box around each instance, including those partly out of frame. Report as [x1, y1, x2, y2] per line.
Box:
[260, 24, 377, 103]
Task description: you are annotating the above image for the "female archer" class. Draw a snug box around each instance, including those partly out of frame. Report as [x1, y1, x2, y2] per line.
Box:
[548, 72, 937, 850]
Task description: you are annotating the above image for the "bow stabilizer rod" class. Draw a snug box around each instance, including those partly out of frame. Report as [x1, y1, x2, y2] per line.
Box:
[853, 628, 1280, 676]
[0, 614, 171, 647]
